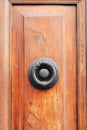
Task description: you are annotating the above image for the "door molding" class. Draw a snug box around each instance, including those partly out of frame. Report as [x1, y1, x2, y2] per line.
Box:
[0, 0, 86, 129]
[9, 0, 80, 4]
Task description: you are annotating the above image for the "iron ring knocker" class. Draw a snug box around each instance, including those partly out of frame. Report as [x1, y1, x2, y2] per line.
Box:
[28, 57, 60, 90]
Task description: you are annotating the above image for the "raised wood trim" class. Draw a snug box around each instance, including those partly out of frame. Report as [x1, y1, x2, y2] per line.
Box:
[9, 0, 80, 4]
[77, 0, 86, 129]
[0, 0, 12, 130]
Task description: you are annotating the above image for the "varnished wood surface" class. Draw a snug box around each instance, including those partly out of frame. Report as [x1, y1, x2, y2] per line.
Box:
[77, 0, 86, 129]
[0, 0, 12, 130]
[9, 0, 80, 4]
[0, 0, 86, 130]
[12, 6, 77, 130]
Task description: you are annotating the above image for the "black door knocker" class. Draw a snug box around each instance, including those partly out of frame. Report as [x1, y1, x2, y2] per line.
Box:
[28, 57, 60, 90]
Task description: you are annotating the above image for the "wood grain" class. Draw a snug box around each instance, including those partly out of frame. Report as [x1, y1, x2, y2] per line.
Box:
[0, 0, 86, 130]
[12, 8, 24, 130]
[0, 0, 12, 130]
[77, 0, 86, 129]
[12, 6, 77, 130]
[9, 0, 80, 4]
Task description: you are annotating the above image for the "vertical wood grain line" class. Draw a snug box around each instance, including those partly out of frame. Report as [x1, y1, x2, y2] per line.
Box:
[62, 15, 66, 130]
[86, 0, 87, 128]
[77, 0, 86, 129]
[76, 5, 78, 130]
[0, 0, 12, 130]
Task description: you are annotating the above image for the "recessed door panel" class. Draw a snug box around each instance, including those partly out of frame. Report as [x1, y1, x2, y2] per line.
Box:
[12, 6, 76, 130]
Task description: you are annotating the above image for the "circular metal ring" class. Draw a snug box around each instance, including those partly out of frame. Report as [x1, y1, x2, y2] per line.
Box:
[28, 57, 60, 90]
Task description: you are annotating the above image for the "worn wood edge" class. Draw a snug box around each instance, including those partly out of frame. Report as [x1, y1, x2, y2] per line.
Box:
[86, 0, 87, 127]
[0, 0, 12, 130]
[9, 0, 80, 4]
[10, 3, 12, 130]
[77, 0, 86, 129]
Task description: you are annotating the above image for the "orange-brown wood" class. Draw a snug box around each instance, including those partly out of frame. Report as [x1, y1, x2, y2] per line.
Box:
[0, 0, 86, 130]
[12, 6, 77, 130]
[0, 0, 12, 130]
[77, 0, 86, 129]
[9, 0, 80, 4]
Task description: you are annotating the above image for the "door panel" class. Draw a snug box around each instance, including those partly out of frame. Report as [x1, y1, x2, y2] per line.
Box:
[12, 6, 76, 130]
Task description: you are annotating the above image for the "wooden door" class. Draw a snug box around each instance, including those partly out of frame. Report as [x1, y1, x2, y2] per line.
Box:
[12, 5, 77, 130]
